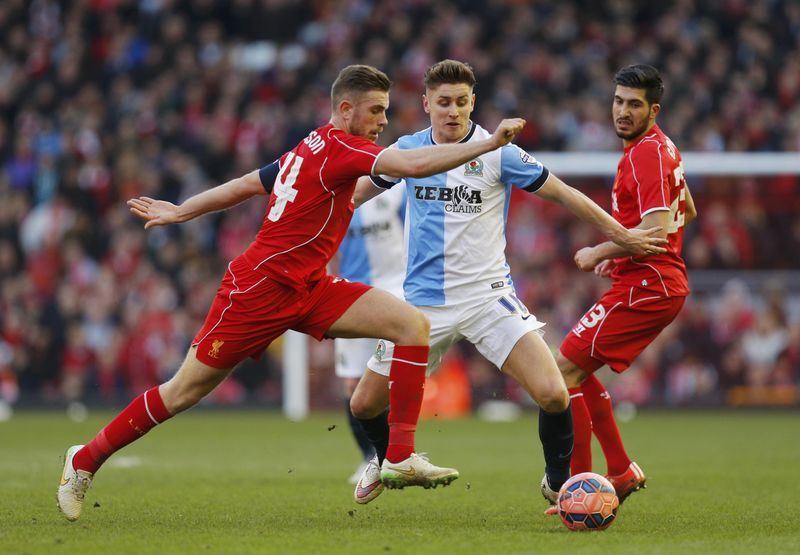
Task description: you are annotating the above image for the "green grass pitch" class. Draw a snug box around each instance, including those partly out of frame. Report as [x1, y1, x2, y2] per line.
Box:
[1, 409, 799, 554]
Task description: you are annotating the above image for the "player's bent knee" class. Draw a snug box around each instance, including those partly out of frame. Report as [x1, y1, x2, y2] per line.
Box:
[413, 308, 431, 340]
[393, 306, 429, 345]
[537, 386, 570, 414]
[350, 393, 384, 420]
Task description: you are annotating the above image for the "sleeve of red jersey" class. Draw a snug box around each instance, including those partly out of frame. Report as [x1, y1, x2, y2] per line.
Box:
[629, 140, 671, 218]
[329, 132, 386, 181]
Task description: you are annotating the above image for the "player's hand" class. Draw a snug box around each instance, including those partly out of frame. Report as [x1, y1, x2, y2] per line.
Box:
[574, 247, 600, 272]
[491, 118, 526, 148]
[127, 196, 181, 229]
[594, 259, 615, 278]
[622, 226, 667, 256]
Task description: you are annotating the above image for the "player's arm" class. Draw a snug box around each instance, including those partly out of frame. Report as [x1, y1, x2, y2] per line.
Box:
[353, 175, 386, 207]
[573, 210, 669, 272]
[373, 118, 525, 178]
[684, 184, 697, 225]
[534, 172, 667, 260]
[127, 168, 268, 229]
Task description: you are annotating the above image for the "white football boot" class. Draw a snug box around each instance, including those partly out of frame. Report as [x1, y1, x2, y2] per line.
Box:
[541, 474, 559, 515]
[380, 453, 459, 489]
[353, 455, 384, 504]
[57, 445, 94, 521]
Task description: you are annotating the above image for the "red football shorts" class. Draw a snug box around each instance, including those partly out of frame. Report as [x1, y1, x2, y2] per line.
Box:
[559, 284, 686, 374]
[193, 256, 371, 369]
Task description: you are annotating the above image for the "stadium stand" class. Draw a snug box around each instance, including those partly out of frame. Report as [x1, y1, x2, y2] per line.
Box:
[0, 0, 797, 408]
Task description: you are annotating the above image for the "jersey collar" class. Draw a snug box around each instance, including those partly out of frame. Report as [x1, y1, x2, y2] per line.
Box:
[429, 121, 476, 145]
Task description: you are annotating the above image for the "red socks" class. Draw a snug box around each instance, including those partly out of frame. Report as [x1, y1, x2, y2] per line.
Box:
[581, 373, 631, 476]
[385, 345, 429, 463]
[72, 386, 173, 474]
[568, 387, 593, 474]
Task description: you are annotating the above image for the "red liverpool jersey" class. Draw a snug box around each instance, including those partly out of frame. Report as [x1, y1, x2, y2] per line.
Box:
[610, 124, 690, 296]
[242, 123, 385, 287]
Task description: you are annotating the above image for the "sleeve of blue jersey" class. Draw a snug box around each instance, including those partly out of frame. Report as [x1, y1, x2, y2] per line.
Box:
[258, 160, 280, 193]
[500, 144, 550, 193]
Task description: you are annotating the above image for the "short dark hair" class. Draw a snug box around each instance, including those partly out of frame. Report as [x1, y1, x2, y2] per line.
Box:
[331, 65, 392, 108]
[424, 59, 476, 91]
[614, 64, 664, 105]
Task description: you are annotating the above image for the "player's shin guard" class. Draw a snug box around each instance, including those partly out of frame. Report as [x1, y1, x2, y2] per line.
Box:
[538, 402, 573, 492]
[357, 408, 389, 465]
[581, 373, 631, 476]
[568, 387, 593, 474]
[346, 398, 377, 461]
[72, 386, 173, 474]
[385, 345, 429, 463]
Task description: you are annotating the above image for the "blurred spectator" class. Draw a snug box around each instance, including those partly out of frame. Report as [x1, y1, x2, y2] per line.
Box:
[0, 0, 797, 407]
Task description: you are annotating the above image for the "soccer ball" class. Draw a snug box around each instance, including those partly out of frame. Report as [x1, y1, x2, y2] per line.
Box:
[557, 472, 620, 531]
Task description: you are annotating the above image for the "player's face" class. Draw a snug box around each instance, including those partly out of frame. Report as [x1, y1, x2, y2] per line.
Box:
[347, 90, 390, 142]
[423, 83, 475, 143]
[612, 85, 660, 143]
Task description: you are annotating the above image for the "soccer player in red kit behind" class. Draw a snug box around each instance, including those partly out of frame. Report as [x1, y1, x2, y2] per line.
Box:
[57, 64, 527, 521]
[555, 64, 697, 505]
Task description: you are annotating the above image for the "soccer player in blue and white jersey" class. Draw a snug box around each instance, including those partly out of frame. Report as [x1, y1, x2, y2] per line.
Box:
[333, 185, 406, 488]
[348, 60, 666, 509]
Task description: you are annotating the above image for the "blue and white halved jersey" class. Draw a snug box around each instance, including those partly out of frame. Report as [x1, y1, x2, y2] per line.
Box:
[371, 122, 549, 306]
[337, 183, 406, 298]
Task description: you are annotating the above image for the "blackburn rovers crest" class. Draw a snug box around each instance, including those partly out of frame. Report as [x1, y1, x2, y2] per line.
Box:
[374, 340, 386, 361]
[464, 158, 484, 176]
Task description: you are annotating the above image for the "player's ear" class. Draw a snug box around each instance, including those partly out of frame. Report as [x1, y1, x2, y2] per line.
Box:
[650, 103, 661, 119]
[338, 98, 354, 119]
[422, 94, 430, 114]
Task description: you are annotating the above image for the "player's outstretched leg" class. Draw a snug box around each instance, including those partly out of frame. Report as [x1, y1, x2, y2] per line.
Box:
[57, 385, 173, 521]
[381, 452, 459, 490]
[56, 350, 230, 521]
[57, 445, 93, 521]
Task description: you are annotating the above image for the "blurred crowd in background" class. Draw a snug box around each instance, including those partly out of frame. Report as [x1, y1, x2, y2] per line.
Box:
[0, 0, 798, 411]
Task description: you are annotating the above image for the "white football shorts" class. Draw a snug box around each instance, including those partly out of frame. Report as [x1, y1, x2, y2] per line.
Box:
[367, 293, 545, 376]
[334, 337, 380, 379]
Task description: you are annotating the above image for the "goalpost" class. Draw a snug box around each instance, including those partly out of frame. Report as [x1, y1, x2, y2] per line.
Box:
[282, 152, 800, 419]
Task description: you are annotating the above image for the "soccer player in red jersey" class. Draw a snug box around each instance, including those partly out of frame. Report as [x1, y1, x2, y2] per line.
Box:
[555, 65, 697, 505]
[57, 65, 529, 521]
